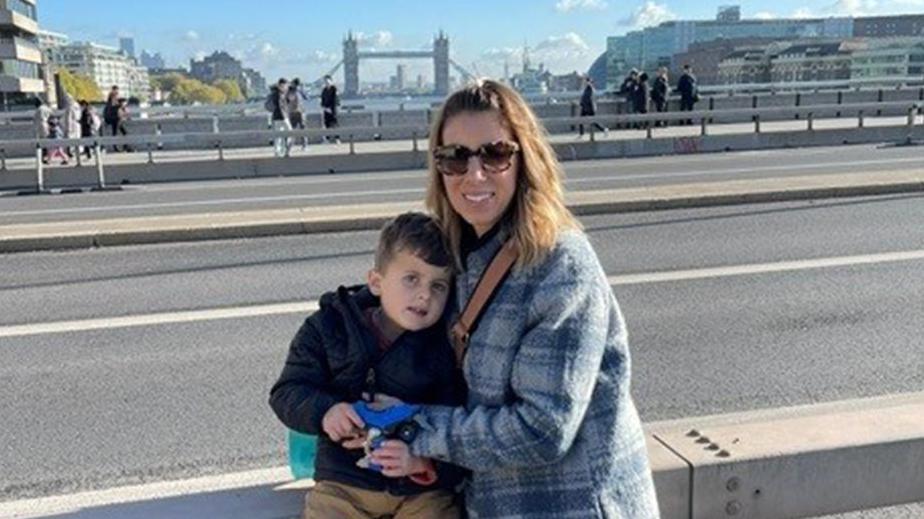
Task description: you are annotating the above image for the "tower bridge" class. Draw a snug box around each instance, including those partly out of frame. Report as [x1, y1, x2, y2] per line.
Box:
[312, 31, 473, 97]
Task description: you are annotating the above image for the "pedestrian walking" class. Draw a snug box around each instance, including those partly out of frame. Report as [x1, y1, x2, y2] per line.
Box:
[652, 67, 670, 126]
[320, 75, 340, 144]
[266, 78, 292, 157]
[634, 72, 651, 128]
[78, 100, 100, 159]
[33, 97, 52, 164]
[116, 98, 133, 152]
[578, 75, 607, 138]
[46, 115, 69, 165]
[677, 64, 699, 125]
[286, 78, 309, 149]
[103, 85, 122, 151]
[62, 93, 82, 158]
[619, 69, 639, 116]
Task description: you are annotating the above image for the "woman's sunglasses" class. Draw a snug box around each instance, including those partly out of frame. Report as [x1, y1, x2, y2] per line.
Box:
[433, 140, 520, 176]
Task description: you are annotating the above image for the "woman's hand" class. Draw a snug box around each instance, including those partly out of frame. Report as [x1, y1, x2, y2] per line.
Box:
[369, 440, 429, 478]
[321, 402, 364, 443]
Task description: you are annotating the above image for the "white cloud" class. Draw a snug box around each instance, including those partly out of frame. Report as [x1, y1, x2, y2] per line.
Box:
[753, 11, 778, 19]
[792, 7, 815, 18]
[620, 2, 676, 28]
[354, 31, 394, 49]
[555, 0, 608, 12]
[183, 30, 200, 42]
[826, 0, 878, 15]
[259, 42, 279, 59]
[480, 33, 599, 76]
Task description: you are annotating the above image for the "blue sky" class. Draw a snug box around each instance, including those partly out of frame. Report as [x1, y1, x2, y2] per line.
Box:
[40, 0, 924, 84]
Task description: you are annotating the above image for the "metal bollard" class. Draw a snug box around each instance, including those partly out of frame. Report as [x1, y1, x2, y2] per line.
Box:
[807, 112, 814, 131]
[147, 141, 154, 163]
[35, 143, 45, 192]
[646, 124, 652, 139]
[589, 123, 595, 142]
[908, 107, 916, 127]
[858, 110, 864, 128]
[217, 139, 224, 161]
[754, 114, 761, 134]
[412, 131, 418, 152]
[95, 141, 106, 189]
[1, 147, 6, 171]
[700, 117, 708, 136]
[349, 134, 355, 155]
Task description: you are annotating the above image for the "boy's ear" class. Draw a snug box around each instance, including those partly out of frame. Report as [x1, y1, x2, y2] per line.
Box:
[367, 268, 383, 296]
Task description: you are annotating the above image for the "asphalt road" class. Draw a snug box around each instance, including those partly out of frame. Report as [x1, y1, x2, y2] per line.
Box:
[1, 194, 923, 509]
[2, 143, 924, 225]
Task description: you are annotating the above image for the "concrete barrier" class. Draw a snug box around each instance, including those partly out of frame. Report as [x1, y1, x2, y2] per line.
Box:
[2, 119, 921, 193]
[2, 393, 920, 518]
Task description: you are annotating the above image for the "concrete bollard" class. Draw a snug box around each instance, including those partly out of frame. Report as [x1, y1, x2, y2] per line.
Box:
[95, 141, 106, 189]
[34, 143, 44, 192]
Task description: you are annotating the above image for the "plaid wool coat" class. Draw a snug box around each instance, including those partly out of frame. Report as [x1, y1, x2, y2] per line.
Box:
[411, 228, 660, 518]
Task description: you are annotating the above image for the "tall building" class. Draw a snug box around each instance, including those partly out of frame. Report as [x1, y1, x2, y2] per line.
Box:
[851, 37, 924, 80]
[395, 64, 406, 90]
[0, 0, 43, 103]
[189, 50, 266, 97]
[140, 50, 165, 70]
[119, 36, 134, 58]
[189, 50, 241, 84]
[48, 41, 150, 100]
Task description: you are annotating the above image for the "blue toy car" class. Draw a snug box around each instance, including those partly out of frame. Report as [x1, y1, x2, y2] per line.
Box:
[352, 401, 421, 471]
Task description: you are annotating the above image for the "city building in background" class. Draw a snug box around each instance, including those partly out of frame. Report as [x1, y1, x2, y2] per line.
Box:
[119, 36, 134, 58]
[850, 38, 924, 80]
[46, 41, 150, 100]
[140, 50, 164, 70]
[189, 50, 266, 98]
[605, 5, 924, 88]
[0, 0, 43, 106]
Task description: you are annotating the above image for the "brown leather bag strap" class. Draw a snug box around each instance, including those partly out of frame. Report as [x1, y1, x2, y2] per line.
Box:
[451, 239, 518, 366]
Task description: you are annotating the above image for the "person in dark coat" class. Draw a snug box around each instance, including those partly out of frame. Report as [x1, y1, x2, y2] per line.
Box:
[677, 64, 699, 125]
[633, 72, 651, 128]
[320, 75, 340, 143]
[652, 67, 670, 126]
[269, 212, 466, 519]
[578, 75, 607, 137]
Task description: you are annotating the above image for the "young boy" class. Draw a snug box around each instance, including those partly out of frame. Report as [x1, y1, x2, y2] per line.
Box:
[269, 212, 465, 519]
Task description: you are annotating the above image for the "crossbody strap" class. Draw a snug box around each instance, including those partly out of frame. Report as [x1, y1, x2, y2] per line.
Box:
[451, 239, 518, 367]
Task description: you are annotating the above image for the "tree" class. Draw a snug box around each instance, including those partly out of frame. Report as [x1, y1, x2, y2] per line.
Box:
[213, 79, 244, 103]
[150, 72, 186, 93]
[57, 68, 101, 102]
[171, 78, 227, 105]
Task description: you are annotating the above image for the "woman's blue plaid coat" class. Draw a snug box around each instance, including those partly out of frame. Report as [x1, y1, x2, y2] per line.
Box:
[411, 228, 660, 518]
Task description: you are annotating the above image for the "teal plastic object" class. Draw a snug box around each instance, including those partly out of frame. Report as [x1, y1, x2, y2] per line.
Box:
[287, 429, 317, 479]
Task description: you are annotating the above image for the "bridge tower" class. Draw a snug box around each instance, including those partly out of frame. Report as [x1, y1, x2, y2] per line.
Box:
[433, 31, 450, 96]
[343, 32, 359, 97]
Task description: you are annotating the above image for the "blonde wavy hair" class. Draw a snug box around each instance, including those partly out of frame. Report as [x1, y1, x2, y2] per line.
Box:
[426, 79, 580, 270]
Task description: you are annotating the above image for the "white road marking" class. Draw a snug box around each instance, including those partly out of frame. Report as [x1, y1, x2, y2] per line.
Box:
[608, 249, 924, 285]
[0, 302, 318, 339]
[3, 250, 922, 339]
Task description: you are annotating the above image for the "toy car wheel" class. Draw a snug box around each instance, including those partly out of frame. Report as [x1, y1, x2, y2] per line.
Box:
[397, 422, 418, 443]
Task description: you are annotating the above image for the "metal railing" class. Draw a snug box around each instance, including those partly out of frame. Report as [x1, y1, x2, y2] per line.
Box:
[8, 100, 921, 193]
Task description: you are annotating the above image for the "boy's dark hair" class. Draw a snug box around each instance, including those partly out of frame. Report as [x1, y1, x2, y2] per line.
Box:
[374, 212, 451, 272]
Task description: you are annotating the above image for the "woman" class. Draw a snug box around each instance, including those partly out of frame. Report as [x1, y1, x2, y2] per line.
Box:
[370, 79, 660, 518]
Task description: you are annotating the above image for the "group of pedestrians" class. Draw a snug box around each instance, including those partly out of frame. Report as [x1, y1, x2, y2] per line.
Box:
[578, 64, 699, 136]
[32, 92, 105, 166]
[615, 64, 699, 126]
[265, 75, 340, 157]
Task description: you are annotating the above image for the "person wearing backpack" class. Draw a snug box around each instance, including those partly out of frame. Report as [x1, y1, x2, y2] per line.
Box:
[103, 86, 122, 151]
[266, 78, 292, 157]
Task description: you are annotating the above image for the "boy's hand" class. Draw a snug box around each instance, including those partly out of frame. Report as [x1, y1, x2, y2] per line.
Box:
[321, 402, 364, 442]
[369, 440, 428, 478]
